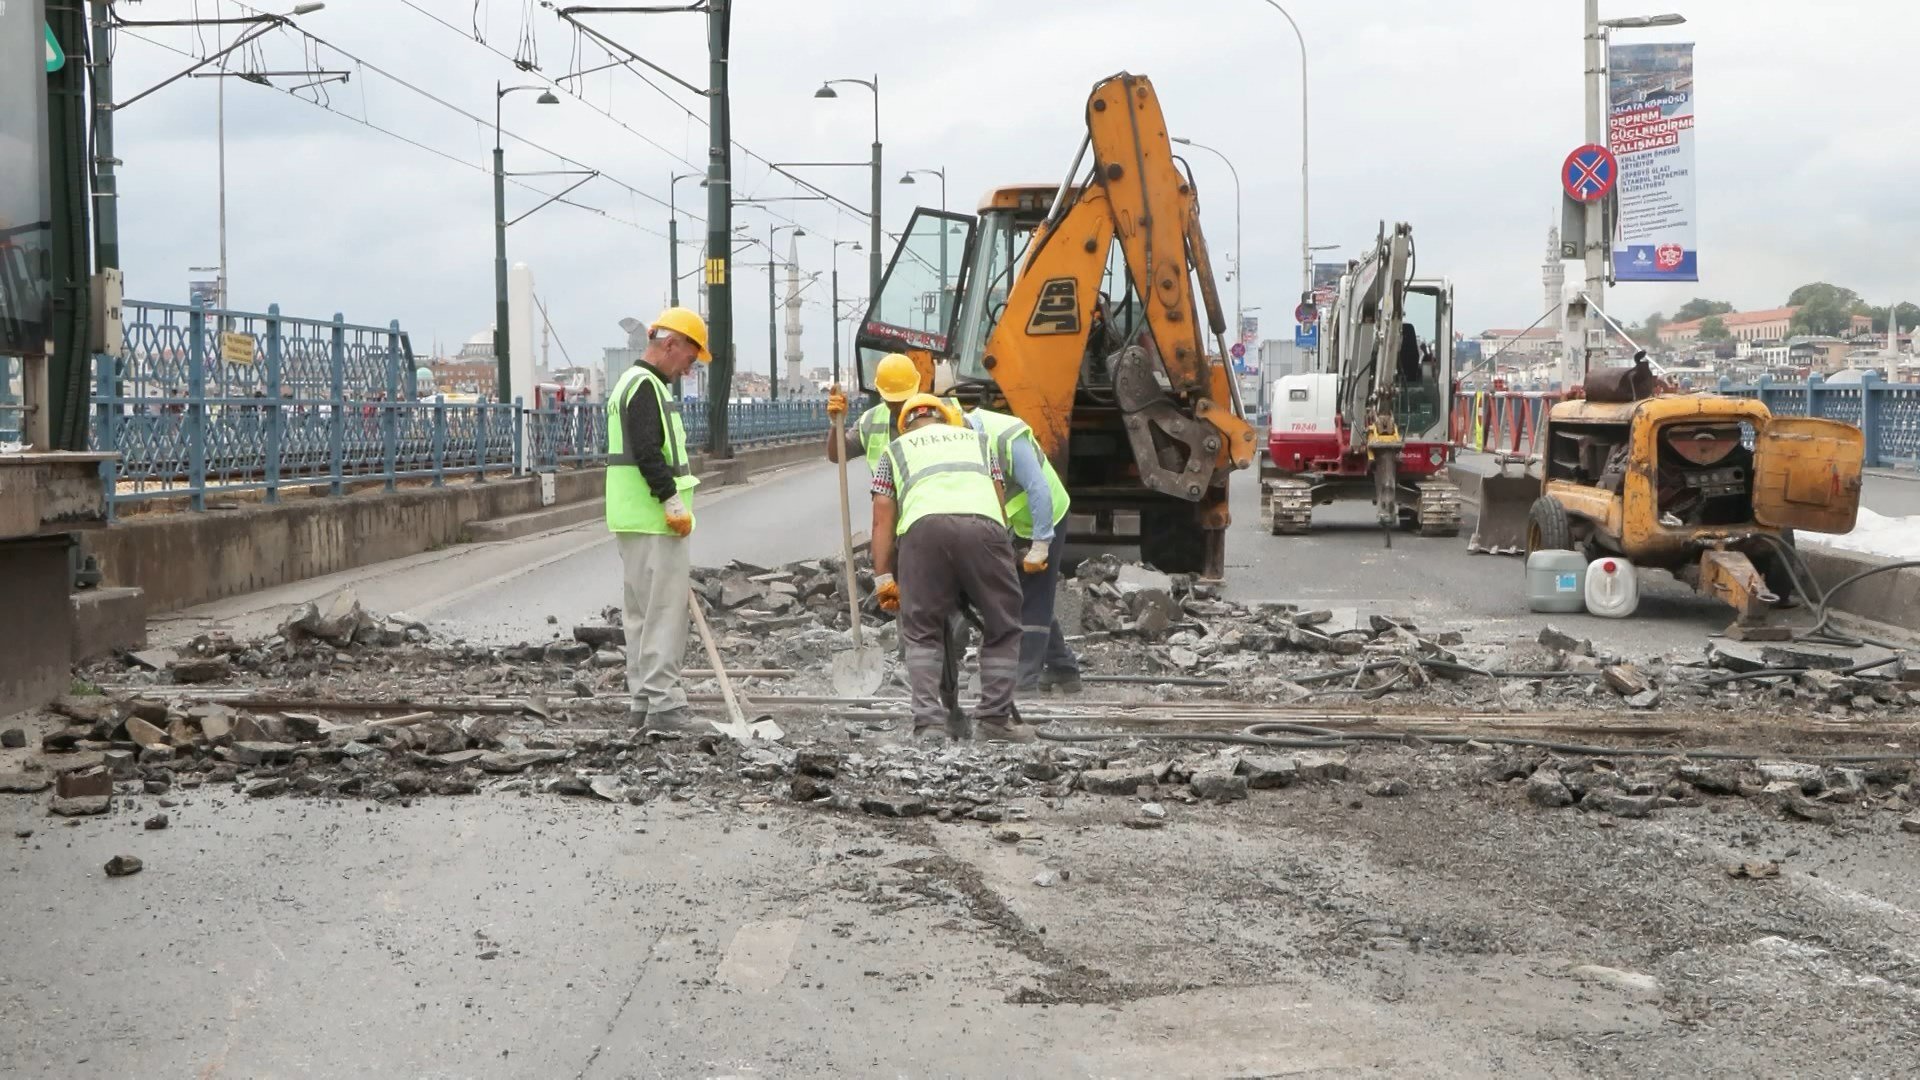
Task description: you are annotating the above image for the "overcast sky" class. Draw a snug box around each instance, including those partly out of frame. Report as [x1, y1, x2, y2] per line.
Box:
[107, 0, 1919, 382]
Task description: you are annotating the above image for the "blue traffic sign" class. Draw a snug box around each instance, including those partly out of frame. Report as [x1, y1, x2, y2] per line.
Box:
[1294, 323, 1318, 349]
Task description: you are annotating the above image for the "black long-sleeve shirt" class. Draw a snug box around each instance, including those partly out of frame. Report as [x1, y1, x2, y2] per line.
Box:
[619, 361, 678, 503]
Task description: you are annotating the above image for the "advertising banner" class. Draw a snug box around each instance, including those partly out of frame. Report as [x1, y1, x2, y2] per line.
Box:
[1, 0, 54, 358]
[1239, 315, 1259, 347]
[1311, 261, 1343, 308]
[1608, 42, 1697, 281]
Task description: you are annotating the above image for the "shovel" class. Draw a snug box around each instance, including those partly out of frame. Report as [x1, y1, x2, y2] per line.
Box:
[828, 393, 888, 698]
[686, 588, 782, 743]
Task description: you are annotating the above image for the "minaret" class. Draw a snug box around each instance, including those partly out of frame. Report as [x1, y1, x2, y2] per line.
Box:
[1543, 223, 1565, 330]
[783, 234, 805, 393]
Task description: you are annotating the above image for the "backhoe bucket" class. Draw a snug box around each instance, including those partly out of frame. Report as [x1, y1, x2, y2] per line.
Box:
[1463, 471, 1538, 555]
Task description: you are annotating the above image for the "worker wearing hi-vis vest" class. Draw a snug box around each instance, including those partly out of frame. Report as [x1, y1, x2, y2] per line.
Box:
[870, 394, 1029, 743]
[965, 407, 1081, 694]
[606, 306, 709, 736]
[826, 353, 970, 727]
[824, 352, 925, 470]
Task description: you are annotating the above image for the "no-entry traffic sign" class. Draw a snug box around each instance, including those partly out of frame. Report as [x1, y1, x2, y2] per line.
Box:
[1294, 302, 1316, 325]
[1562, 143, 1617, 204]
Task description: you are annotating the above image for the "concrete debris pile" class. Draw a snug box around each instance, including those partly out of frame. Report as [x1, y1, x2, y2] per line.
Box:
[1486, 748, 1917, 825]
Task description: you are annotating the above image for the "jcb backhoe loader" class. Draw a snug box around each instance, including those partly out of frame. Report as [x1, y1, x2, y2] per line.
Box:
[854, 72, 1256, 579]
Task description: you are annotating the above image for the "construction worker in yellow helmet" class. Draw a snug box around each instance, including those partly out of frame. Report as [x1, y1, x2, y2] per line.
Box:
[869, 394, 1031, 743]
[824, 352, 922, 470]
[605, 306, 709, 736]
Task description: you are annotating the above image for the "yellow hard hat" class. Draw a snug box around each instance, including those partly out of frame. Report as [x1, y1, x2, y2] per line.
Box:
[649, 306, 711, 364]
[897, 392, 958, 433]
[873, 353, 921, 402]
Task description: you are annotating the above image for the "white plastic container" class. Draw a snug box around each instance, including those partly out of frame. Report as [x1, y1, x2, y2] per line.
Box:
[1525, 549, 1588, 613]
[1584, 556, 1640, 618]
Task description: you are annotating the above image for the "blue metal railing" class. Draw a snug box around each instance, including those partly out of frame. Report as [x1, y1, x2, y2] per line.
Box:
[1718, 372, 1919, 469]
[88, 298, 834, 513]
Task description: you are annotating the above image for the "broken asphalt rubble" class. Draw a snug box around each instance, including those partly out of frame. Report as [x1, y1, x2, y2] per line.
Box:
[5, 557, 1914, 838]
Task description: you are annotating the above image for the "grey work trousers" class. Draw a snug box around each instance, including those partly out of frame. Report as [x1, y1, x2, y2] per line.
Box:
[897, 514, 1022, 731]
[1017, 530, 1080, 685]
[617, 531, 691, 714]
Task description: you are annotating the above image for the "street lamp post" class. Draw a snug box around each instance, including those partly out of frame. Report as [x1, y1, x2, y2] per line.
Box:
[1578, 5, 1688, 384]
[814, 76, 882, 297]
[830, 239, 862, 387]
[1255, 1, 1311, 301]
[494, 82, 560, 400]
[1171, 138, 1241, 352]
[768, 224, 805, 399]
[668, 172, 701, 307]
[899, 166, 949, 325]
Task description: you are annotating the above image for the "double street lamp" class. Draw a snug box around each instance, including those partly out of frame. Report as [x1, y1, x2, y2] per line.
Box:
[667, 172, 703, 306]
[768, 224, 805, 400]
[899, 166, 952, 327]
[493, 82, 562, 400]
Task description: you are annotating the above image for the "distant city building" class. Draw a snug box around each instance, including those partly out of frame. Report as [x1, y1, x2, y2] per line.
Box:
[1660, 306, 1800, 345]
[1477, 327, 1561, 358]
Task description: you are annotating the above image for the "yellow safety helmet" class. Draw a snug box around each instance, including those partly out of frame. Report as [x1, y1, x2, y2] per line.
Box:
[896, 392, 959, 433]
[873, 353, 921, 402]
[649, 306, 711, 364]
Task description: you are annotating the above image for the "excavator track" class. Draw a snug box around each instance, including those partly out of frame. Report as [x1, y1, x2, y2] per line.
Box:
[1414, 480, 1461, 537]
[1261, 478, 1314, 535]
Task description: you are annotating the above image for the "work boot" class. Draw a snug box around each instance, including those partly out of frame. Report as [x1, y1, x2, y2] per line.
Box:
[626, 706, 647, 729]
[975, 717, 1038, 744]
[1040, 669, 1084, 695]
[643, 707, 707, 737]
[911, 723, 948, 744]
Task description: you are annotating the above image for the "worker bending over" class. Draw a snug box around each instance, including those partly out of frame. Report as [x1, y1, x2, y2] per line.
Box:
[870, 395, 1029, 743]
[966, 407, 1081, 694]
[605, 307, 710, 735]
[826, 354, 970, 727]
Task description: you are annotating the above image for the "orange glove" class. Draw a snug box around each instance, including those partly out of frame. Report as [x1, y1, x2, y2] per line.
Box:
[1019, 546, 1048, 574]
[874, 573, 900, 613]
[663, 494, 693, 537]
[826, 387, 849, 419]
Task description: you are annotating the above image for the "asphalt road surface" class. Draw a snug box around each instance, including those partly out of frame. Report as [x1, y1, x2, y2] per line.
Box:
[158, 455, 1918, 659]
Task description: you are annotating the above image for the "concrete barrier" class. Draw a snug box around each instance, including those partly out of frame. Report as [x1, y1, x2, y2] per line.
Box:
[85, 469, 606, 614]
[1800, 544, 1920, 636]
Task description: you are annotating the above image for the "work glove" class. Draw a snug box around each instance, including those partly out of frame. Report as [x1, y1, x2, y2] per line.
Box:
[873, 573, 900, 613]
[1019, 546, 1049, 575]
[662, 494, 693, 537]
[826, 387, 849, 419]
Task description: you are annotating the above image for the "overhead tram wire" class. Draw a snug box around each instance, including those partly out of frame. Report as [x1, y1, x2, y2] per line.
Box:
[116, 28, 666, 238]
[387, 0, 835, 234]
[200, 0, 678, 220]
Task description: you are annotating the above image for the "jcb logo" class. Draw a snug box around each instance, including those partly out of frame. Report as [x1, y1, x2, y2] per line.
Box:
[1026, 278, 1080, 336]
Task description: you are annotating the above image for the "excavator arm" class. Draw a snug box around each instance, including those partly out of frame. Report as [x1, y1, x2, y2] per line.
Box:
[987, 72, 1255, 501]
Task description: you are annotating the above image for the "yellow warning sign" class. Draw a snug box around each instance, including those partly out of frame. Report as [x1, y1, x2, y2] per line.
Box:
[220, 331, 257, 365]
[704, 258, 727, 286]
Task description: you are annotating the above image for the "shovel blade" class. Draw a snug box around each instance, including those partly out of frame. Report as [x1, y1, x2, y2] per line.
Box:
[831, 646, 888, 698]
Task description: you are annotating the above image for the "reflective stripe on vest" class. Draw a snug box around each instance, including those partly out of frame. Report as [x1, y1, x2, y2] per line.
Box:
[884, 424, 1004, 535]
[858, 397, 962, 472]
[968, 408, 1070, 539]
[605, 365, 699, 534]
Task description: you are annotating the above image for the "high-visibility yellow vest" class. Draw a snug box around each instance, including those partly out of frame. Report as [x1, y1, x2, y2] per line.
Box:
[856, 397, 964, 472]
[884, 424, 1004, 535]
[968, 408, 1070, 540]
[605, 365, 698, 534]
[854, 404, 893, 471]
